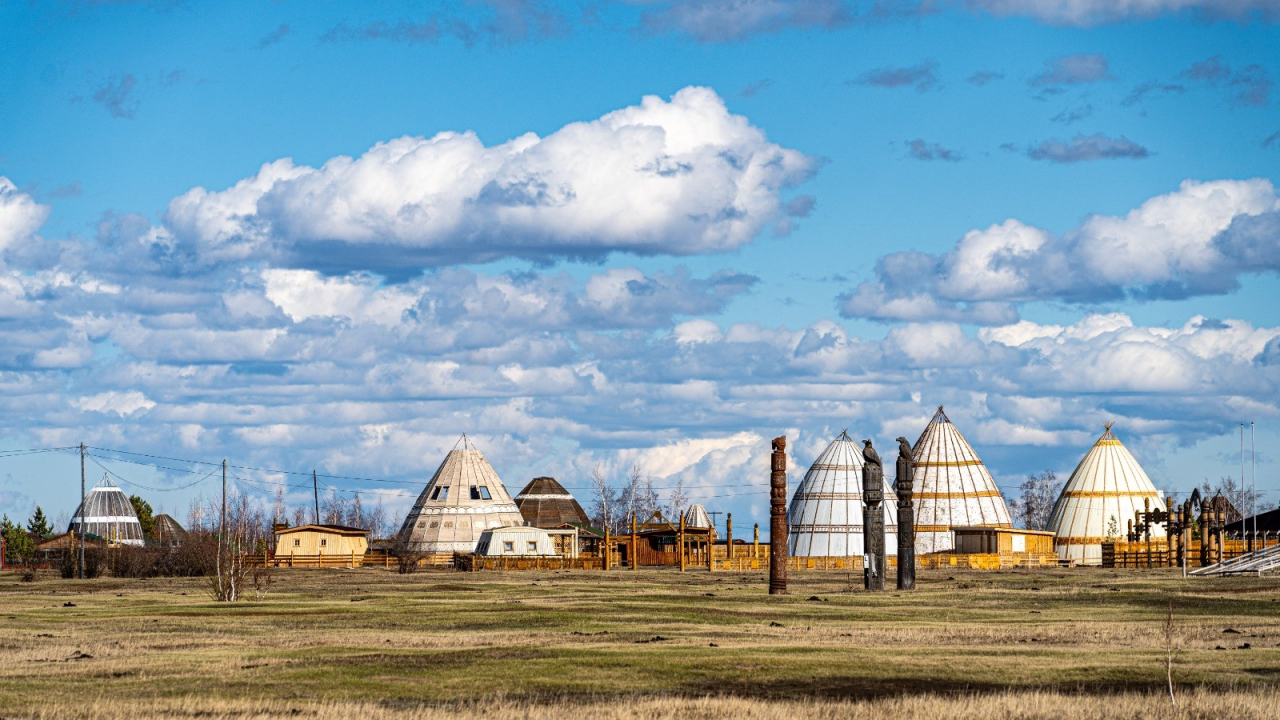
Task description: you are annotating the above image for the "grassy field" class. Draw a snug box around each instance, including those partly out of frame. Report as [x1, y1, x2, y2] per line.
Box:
[1, 565, 1278, 718]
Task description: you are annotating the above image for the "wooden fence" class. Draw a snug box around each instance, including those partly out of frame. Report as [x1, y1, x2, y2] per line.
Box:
[1103, 538, 1280, 569]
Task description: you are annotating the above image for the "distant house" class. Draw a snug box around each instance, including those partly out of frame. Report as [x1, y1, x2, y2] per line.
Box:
[475, 526, 556, 556]
[274, 525, 369, 557]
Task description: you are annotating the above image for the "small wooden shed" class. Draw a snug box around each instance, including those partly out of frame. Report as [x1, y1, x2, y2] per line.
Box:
[952, 526, 1056, 555]
[274, 524, 369, 556]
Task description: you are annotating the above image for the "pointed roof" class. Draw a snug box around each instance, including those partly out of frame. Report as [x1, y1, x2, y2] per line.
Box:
[1049, 423, 1166, 565]
[910, 407, 1012, 554]
[787, 431, 898, 558]
[398, 435, 525, 553]
[514, 476, 590, 529]
[683, 504, 712, 529]
[68, 474, 145, 546]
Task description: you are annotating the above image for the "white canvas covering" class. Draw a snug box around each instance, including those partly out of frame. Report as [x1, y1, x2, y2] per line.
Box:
[684, 504, 712, 529]
[1049, 424, 1166, 566]
[68, 475, 145, 546]
[911, 407, 1012, 554]
[476, 526, 556, 556]
[787, 432, 898, 558]
[398, 436, 525, 553]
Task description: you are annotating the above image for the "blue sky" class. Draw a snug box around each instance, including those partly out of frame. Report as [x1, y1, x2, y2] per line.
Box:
[1, 0, 1278, 533]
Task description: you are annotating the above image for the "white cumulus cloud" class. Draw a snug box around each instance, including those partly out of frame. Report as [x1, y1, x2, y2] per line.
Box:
[160, 87, 815, 270]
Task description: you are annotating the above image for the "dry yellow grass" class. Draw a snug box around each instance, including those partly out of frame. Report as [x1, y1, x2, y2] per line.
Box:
[3, 566, 1278, 718]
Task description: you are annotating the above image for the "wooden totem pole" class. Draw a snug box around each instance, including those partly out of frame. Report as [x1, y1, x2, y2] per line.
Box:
[769, 435, 788, 595]
[862, 439, 885, 591]
[894, 436, 916, 591]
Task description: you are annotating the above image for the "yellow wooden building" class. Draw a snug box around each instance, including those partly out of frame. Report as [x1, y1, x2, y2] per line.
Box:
[274, 524, 369, 557]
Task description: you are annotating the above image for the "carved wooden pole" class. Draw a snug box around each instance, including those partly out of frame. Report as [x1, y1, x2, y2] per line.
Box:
[862, 438, 885, 591]
[726, 513, 733, 564]
[603, 526, 610, 571]
[769, 435, 788, 595]
[679, 515, 686, 572]
[753, 523, 759, 561]
[895, 437, 916, 591]
[631, 514, 638, 570]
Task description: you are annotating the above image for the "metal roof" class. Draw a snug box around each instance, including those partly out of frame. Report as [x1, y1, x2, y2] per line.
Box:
[683, 503, 712, 529]
[910, 407, 1013, 554]
[1048, 424, 1166, 566]
[787, 431, 899, 558]
[68, 475, 145, 546]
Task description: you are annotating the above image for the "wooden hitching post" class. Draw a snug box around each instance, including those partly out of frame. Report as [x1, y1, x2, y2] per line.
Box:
[631, 515, 638, 570]
[753, 523, 760, 561]
[726, 513, 733, 564]
[679, 515, 686, 572]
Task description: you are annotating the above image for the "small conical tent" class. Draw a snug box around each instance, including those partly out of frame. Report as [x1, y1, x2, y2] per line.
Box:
[787, 431, 898, 558]
[68, 475, 145, 546]
[514, 476, 590, 528]
[398, 436, 525, 553]
[684, 504, 712, 529]
[1048, 423, 1166, 566]
[911, 407, 1012, 554]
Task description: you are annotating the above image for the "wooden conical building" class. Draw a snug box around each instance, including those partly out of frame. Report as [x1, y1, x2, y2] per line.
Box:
[514, 477, 590, 528]
[911, 407, 1013, 554]
[398, 436, 525, 553]
[787, 431, 898, 558]
[1048, 424, 1166, 566]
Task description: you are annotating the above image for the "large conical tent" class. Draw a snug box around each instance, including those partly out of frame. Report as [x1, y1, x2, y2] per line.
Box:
[788, 431, 898, 558]
[399, 436, 525, 553]
[911, 407, 1012, 554]
[68, 475, 145, 546]
[1048, 423, 1166, 566]
[514, 476, 590, 528]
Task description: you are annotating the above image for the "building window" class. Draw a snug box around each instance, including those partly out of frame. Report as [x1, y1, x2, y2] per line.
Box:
[293, 539, 300, 547]
[527, 541, 538, 552]
[470, 486, 480, 500]
[478, 486, 491, 500]
[503, 541, 514, 553]
[431, 486, 449, 501]
[320, 539, 327, 547]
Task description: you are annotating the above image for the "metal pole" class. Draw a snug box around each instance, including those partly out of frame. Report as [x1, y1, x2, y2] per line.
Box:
[313, 470, 320, 525]
[1251, 421, 1256, 552]
[221, 459, 227, 541]
[79, 442, 86, 580]
[1241, 423, 1246, 555]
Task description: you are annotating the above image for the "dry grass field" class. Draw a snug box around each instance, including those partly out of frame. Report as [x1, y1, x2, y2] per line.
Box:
[2, 565, 1278, 718]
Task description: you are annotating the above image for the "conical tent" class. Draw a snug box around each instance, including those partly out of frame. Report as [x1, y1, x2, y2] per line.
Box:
[514, 476, 590, 528]
[1048, 424, 1166, 566]
[911, 407, 1012, 554]
[399, 436, 525, 553]
[787, 431, 898, 558]
[684, 504, 712, 529]
[68, 475, 145, 546]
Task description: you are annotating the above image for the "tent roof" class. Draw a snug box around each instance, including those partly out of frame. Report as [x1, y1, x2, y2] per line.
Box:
[397, 435, 524, 553]
[1048, 424, 1166, 565]
[787, 431, 898, 558]
[909, 407, 1013, 553]
[514, 476, 590, 528]
[683, 504, 712, 529]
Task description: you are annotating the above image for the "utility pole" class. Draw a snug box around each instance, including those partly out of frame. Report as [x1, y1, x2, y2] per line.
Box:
[313, 470, 320, 525]
[221, 459, 227, 542]
[79, 443, 85, 580]
[1252, 422, 1257, 552]
[1241, 423, 1246, 555]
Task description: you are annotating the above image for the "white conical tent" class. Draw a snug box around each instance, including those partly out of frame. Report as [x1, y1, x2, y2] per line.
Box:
[911, 407, 1013, 554]
[788, 431, 898, 558]
[398, 436, 525, 553]
[683, 504, 712, 529]
[1049, 424, 1166, 566]
[68, 475, 145, 546]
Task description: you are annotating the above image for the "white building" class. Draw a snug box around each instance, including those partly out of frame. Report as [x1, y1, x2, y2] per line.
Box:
[787, 431, 898, 558]
[476, 526, 557, 556]
[1049, 424, 1167, 566]
[911, 407, 1013, 554]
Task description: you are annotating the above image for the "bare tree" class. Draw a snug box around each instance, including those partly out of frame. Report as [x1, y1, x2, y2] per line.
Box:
[209, 490, 262, 602]
[271, 486, 287, 524]
[291, 506, 309, 527]
[588, 463, 618, 533]
[1201, 476, 1258, 523]
[366, 497, 387, 538]
[666, 477, 689, 522]
[1010, 471, 1063, 531]
[638, 473, 662, 520]
[349, 492, 365, 529]
[619, 463, 644, 527]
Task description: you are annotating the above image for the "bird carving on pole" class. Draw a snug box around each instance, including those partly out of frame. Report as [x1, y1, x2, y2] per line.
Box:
[862, 439, 881, 469]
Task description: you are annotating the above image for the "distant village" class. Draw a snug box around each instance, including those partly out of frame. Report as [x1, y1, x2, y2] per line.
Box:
[3, 406, 1278, 580]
